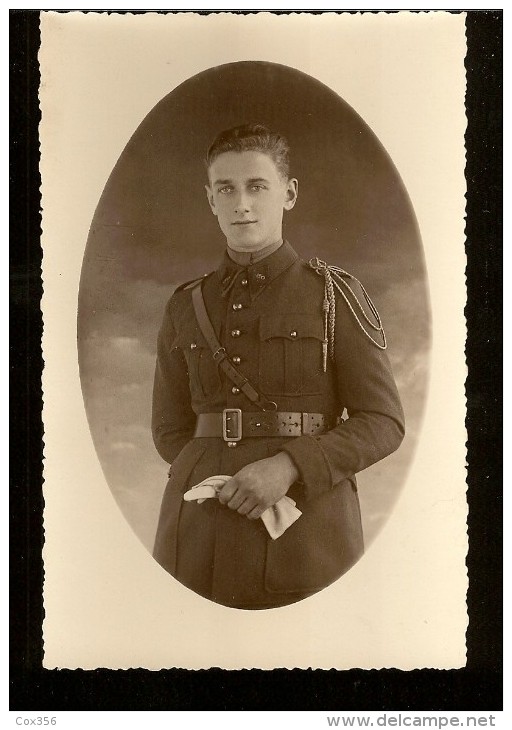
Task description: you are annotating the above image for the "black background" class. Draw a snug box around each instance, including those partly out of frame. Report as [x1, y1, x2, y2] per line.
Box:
[10, 9, 502, 711]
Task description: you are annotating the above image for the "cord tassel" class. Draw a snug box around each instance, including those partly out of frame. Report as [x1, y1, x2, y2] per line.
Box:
[322, 294, 329, 372]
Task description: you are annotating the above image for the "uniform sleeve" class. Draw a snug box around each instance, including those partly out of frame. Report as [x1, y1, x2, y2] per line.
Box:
[280, 281, 405, 500]
[151, 295, 196, 464]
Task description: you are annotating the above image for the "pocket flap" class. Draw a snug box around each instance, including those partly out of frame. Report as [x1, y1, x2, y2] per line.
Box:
[171, 325, 208, 351]
[259, 314, 324, 341]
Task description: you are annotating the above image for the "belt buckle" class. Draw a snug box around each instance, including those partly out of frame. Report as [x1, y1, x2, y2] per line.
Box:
[222, 408, 242, 442]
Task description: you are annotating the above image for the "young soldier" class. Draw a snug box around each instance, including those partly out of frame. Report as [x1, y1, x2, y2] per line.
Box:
[152, 124, 405, 609]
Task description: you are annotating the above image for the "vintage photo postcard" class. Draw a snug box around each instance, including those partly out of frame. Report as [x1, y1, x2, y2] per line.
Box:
[39, 10, 468, 670]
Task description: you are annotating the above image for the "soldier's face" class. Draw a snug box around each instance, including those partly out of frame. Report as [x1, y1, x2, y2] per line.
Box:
[206, 151, 298, 252]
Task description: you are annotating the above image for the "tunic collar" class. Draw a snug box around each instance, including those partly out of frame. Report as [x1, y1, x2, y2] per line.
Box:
[216, 240, 299, 298]
[226, 238, 283, 266]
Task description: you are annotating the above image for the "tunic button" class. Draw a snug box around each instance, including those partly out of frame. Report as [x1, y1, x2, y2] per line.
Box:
[227, 441, 238, 448]
[241, 279, 248, 287]
[290, 330, 297, 338]
[256, 273, 266, 281]
[190, 342, 197, 349]
[231, 329, 241, 337]
[232, 303, 243, 310]
[231, 386, 240, 394]
[232, 356, 241, 364]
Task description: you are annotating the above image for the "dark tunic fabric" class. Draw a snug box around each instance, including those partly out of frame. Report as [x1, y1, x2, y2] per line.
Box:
[152, 241, 405, 608]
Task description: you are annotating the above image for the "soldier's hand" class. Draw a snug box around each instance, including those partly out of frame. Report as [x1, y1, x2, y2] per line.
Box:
[217, 452, 299, 520]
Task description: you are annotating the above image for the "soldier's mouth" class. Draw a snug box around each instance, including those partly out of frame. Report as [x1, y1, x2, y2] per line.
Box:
[232, 220, 257, 225]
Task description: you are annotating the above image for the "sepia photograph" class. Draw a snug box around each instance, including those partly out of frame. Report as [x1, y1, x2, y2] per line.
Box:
[39, 10, 468, 671]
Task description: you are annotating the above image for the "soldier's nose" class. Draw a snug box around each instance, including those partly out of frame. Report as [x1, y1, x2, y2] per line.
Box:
[234, 194, 250, 213]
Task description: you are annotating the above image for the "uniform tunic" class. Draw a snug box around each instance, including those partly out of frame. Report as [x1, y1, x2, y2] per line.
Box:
[152, 241, 405, 608]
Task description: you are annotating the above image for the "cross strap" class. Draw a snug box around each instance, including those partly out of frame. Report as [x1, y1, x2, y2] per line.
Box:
[191, 281, 277, 412]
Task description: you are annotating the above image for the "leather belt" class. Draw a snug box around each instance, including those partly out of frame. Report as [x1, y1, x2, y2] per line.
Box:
[193, 409, 336, 442]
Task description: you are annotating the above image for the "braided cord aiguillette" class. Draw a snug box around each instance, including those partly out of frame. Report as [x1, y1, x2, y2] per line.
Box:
[309, 258, 387, 359]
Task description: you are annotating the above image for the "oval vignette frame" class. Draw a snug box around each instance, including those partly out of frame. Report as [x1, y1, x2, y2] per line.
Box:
[78, 61, 431, 602]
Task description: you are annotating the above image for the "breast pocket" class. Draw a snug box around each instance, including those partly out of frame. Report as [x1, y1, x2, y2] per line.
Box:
[172, 329, 222, 401]
[258, 314, 325, 396]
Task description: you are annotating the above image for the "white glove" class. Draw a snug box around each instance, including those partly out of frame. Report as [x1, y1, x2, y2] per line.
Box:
[183, 475, 302, 539]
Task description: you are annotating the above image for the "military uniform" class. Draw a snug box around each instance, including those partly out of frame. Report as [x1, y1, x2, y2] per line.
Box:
[152, 241, 405, 609]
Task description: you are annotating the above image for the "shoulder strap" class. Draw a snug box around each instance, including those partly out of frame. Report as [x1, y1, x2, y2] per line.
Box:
[174, 275, 208, 294]
[191, 281, 276, 412]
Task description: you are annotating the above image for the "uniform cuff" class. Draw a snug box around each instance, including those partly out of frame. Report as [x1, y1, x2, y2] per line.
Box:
[280, 435, 333, 501]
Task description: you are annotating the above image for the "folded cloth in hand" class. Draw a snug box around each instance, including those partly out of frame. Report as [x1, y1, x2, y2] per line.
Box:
[183, 475, 302, 539]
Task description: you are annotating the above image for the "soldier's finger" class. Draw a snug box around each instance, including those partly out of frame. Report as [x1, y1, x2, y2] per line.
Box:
[237, 498, 257, 516]
[227, 490, 246, 510]
[217, 479, 238, 504]
[247, 506, 264, 520]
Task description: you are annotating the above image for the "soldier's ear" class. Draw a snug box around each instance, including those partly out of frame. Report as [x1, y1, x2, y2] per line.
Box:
[283, 178, 298, 211]
[205, 184, 217, 216]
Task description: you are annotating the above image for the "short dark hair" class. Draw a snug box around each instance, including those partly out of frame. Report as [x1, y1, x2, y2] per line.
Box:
[206, 124, 290, 180]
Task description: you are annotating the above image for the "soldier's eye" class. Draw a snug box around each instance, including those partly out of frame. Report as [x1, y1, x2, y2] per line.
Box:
[218, 186, 233, 194]
[251, 184, 266, 192]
